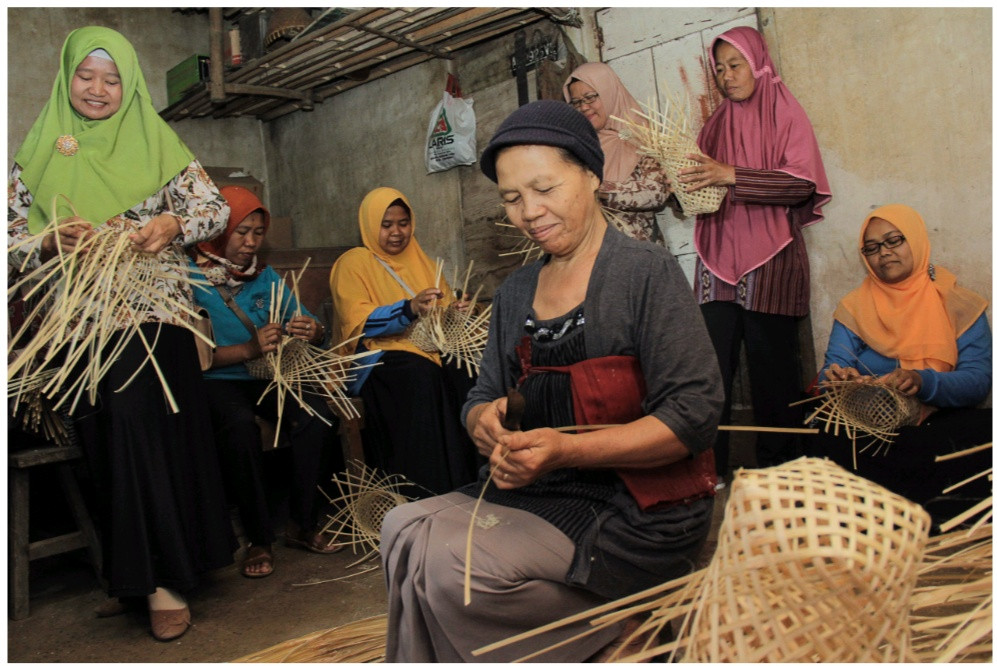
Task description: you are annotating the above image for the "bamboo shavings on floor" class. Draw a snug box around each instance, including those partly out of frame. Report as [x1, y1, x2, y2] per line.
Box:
[613, 90, 725, 216]
[317, 461, 416, 567]
[244, 261, 379, 438]
[407, 259, 491, 376]
[8, 216, 215, 415]
[233, 613, 387, 663]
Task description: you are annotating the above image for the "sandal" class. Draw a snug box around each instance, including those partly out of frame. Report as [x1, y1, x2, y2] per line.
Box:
[285, 529, 344, 555]
[240, 544, 274, 578]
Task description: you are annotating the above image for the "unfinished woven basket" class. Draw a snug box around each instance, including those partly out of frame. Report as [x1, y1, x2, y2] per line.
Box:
[318, 461, 416, 566]
[407, 260, 491, 376]
[803, 380, 921, 458]
[614, 94, 726, 216]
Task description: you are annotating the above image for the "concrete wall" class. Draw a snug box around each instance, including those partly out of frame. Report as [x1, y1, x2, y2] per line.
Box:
[7, 9, 267, 198]
[264, 58, 467, 270]
[760, 8, 992, 375]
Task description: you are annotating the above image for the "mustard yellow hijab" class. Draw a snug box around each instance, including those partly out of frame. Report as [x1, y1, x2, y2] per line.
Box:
[834, 204, 988, 371]
[329, 187, 454, 363]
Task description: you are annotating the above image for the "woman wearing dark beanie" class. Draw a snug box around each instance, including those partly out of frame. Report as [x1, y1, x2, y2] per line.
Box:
[380, 100, 724, 661]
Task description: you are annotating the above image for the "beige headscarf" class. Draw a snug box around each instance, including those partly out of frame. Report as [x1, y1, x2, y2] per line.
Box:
[563, 62, 644, 183]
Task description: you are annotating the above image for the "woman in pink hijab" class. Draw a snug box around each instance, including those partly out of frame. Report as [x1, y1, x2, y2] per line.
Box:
[677, 26, 832, 478]
[563, 62, 671, 245]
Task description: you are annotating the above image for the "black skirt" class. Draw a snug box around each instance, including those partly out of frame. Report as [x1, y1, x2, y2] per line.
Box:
[360, 350, 480, 496]
[74, 323, 236, 597]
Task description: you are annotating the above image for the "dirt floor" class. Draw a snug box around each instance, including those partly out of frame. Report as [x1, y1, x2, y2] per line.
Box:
[6, 429, 752, 663]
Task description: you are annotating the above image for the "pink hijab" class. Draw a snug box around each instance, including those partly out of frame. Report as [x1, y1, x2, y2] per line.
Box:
[563, 62, 644, 183]
[695, 26, 832, 285]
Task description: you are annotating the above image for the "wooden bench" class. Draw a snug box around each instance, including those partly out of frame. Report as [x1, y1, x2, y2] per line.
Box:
[9, 444, 102, 620]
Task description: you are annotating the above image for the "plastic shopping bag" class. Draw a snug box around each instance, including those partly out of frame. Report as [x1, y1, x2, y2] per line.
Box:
[426, 74, 476, 173]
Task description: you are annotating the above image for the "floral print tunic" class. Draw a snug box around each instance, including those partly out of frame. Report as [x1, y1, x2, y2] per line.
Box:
[598, 156, 670, 246]
[8, 159, 229, 328]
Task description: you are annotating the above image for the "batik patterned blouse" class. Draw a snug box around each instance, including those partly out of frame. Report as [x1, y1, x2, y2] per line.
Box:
[599, 156, 669, 246]
[8, 159, 228, 328]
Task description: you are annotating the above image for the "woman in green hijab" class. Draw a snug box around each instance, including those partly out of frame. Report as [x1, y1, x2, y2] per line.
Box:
[9, 26, 235, 641]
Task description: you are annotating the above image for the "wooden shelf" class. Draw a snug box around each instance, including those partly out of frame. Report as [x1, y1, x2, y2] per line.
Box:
[161, 7, 549, 122]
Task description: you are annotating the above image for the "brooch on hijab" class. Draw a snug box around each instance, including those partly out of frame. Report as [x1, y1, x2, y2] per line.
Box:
[55, 135, 79, 156]
[927, 263, 936, 281]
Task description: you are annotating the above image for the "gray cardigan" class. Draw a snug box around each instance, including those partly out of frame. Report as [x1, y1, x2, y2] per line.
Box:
[462, 225, 723, 454]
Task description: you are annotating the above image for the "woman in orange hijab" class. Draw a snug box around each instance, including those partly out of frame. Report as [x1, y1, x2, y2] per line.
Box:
[815, 203, 990, 525]
[329, 187, 479, 495]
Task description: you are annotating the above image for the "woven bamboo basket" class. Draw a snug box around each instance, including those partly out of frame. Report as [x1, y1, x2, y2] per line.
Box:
[317, 461, 416, 566]
[614, 93, 726, 216]
[407, 260, 491, 376]
[800, 380, 922, 461]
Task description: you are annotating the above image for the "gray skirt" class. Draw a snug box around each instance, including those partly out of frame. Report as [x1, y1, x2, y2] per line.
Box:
[381, 492, 623, 662]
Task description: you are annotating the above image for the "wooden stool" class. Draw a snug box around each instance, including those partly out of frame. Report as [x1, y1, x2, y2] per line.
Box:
[8, 444, 103, 620]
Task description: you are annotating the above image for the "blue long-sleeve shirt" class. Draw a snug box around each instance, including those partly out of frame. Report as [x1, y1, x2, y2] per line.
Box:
[819, 314, 992, 409]
[346, 298, 416, 394]
[189, 261, 316, 381]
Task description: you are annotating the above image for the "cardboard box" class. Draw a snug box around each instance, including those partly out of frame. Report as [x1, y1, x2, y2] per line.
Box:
[166, 54, 209, 106]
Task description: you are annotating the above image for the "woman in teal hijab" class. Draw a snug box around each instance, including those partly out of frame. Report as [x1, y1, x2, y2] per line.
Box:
[9, 26, 235, 641]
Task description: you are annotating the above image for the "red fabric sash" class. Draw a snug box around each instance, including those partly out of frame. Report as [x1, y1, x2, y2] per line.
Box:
[516, 337, 717, 511]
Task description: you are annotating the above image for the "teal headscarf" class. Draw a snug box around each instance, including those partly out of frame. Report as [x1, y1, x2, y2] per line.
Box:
[15, 26, 195, 232]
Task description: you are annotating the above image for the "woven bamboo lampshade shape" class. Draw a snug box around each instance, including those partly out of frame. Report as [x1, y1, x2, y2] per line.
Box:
[613, 87, 726, 216]
[676, 457, 930, 663]
[407, 259, 491, 376]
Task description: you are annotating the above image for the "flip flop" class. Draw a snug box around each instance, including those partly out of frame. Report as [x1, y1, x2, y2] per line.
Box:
[285, 529, 345, 555]
[241, 544, 274, 578]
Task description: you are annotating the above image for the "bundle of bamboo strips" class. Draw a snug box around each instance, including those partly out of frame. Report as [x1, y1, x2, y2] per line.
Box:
[8, 215, 215, 415]
[613, 91, 725, 216]
[408, 259, 491, 376]
[244, 260, 379, 438]
[7, 365, 72, 446]
[316, 461, 416, 567]
[234, 614, 388, 663]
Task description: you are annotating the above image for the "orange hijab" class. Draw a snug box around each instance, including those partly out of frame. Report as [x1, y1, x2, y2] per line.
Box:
[834, 204, 988, 371]
[328, 187, 453, 362]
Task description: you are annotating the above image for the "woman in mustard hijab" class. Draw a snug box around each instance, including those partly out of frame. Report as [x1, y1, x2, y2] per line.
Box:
[329, 187, 479, 495]
[813, 204, 991, 527]
[8, 27, 234, 640]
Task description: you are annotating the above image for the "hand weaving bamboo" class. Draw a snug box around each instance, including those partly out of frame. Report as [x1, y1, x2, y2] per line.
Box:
[613, 90, 726, 216]
[243, 260, 380, 439]
[795, 379, 922, 467]
[8, 212, 215, 415]
[407, 259, 491, 376]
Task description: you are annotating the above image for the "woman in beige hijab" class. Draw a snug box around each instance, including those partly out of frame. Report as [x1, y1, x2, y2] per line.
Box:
[564, 62, 671, 245]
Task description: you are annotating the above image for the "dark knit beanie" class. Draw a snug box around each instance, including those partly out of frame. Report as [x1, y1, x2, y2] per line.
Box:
[479, 99, 604, 183]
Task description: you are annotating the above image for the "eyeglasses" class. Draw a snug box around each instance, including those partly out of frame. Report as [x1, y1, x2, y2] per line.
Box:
[860, 234, 906, 256]
[569, 92, 599, 109]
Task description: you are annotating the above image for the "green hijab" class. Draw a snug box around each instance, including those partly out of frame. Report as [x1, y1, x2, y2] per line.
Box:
[15, 26, 195, 233]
